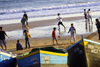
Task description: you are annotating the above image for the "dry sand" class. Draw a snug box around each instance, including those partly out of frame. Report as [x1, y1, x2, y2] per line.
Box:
[0, 16, 99, 57]
[1, 15, 100, 67]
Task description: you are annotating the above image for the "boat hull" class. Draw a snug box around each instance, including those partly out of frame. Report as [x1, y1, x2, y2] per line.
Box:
[0, 51, 17, 67]
[17, 50, 68, 67]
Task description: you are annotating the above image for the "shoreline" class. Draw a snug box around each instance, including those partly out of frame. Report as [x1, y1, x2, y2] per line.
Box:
[0, 16, 84, 31]
[0, 15, 99, 56]
[4, 31, 97, 55]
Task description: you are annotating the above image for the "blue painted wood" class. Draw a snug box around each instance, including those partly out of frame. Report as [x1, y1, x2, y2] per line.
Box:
[40, 53, 67, 64]
[17, 53, 40, 67]
[17, 51, 68, 67]
[84, 39, 100, 45]
[0, 50, 16, 67]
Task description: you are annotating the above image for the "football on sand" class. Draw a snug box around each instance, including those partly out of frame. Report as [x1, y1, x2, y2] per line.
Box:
[58, 35, 61, 38]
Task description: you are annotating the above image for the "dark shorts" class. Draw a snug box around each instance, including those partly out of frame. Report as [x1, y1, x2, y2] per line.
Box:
[52, 37, 57, 41]
[58, 21, 63, 26]
[0, 40, 6, 46]
[84, 15, 87, 19]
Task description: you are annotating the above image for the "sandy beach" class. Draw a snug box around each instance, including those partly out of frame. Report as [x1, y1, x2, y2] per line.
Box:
[0, 15, 98, 55]
[0, 15, 100, 67]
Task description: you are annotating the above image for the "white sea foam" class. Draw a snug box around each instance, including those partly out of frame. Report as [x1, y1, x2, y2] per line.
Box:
[0, 11, 100, 25]
[6, 18, 97, 40]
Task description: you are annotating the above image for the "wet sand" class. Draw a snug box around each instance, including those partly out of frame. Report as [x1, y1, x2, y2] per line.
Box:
[0, 15, 99, 67]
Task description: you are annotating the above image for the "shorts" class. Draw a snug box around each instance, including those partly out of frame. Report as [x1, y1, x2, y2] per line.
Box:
[58, 21, 63, 26]
[52, 37, 57, 41]
[84, 15, 87, 19]
[0, 40, 6, 46]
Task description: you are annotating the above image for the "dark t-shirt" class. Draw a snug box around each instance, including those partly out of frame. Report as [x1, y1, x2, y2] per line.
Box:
[0, 31, 6, 40]
[96, 21, 100, 29]
[23, 14, 28, 20]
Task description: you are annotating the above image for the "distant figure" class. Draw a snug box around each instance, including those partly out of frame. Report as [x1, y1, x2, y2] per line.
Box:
[21, 15, 27, 29]
[87, 9, 93, 24]
[57, 13, 66, 31]
[16, 40, 23, 50]
[84, 9, 88, 28]
[95, 19, 100, 40]
[0, 27, 10, 50]
[25, 30, 31, 49]
[52, 27, 58, 45]
[23, 12, 28, 26]
[84, 9, 88, 20]
[68, 23, 76, 42]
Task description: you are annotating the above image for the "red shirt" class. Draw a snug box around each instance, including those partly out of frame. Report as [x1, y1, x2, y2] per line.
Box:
[52, 31, 56, 37]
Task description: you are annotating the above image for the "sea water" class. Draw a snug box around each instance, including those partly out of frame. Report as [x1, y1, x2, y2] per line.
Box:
[0, 0, 100, 20]
[0, 0, 99, 40]
[6, 18, 97, 40]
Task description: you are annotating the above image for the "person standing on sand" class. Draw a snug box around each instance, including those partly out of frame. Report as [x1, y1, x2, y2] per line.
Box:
[68, 23, 76, 42]
[21, 15, 27, 29]
[0, 27, 10, 50]
[23, 12, 28, 26]
[52, 27, 58, 45]
[95, 19, 100, 40]
[84, 9, 88, 20]
[84, 9, 88, 29]
[24, 30, 31, 49]
[57, 13, 66, 31]
[87, 9, 93, 24]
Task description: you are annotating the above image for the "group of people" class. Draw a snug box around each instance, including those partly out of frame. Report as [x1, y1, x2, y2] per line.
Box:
[0, 12, 31, 50]
[0, 11, 100, 50]
[52, 13, 76, 45]
[20, 12, 31, 50]
[84, 9, 93, 32]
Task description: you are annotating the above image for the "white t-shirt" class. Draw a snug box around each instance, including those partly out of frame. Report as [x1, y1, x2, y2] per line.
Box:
[87, 10, 91, 16]
[58, 16, 62, 22]
[69, 27, 76, 34]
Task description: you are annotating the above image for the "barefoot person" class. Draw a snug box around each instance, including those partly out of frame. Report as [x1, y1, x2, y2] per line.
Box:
[57, 13, 66, 31]
[52, 27, 58, 45]
[0, 27, 10, 50]
[87, 9, 93, 24]
[23, 12, 28, 26]
[84, 9, 88, 29]
[24, 30, 31, 49]
[68, 23, 76, 42]
[87, 9, 93, 32]
[21, 15, 27, 29]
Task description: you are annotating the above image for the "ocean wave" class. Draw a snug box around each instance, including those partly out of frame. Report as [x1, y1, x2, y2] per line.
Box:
[0, 1, 100, 15]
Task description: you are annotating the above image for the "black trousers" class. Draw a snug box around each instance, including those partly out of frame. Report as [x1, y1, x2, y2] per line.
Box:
[98, 29, 100, 40]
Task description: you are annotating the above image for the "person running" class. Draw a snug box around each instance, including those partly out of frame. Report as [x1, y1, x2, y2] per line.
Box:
[16, 40, 23, 50]
[24, 30, 31, 49]
[87, 9, 93, 24]
[21, 15, 27, 29]
[95, 19, 100, 40]
[0, 27, 10, 50]
[68, 23, 76, 42]
[57, 13, 66, 31]
[52, 27, 58, 45]
[23, 12, 28, 26]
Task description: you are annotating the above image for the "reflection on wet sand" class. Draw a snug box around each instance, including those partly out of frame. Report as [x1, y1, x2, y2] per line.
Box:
[85, 19, 93, 32]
